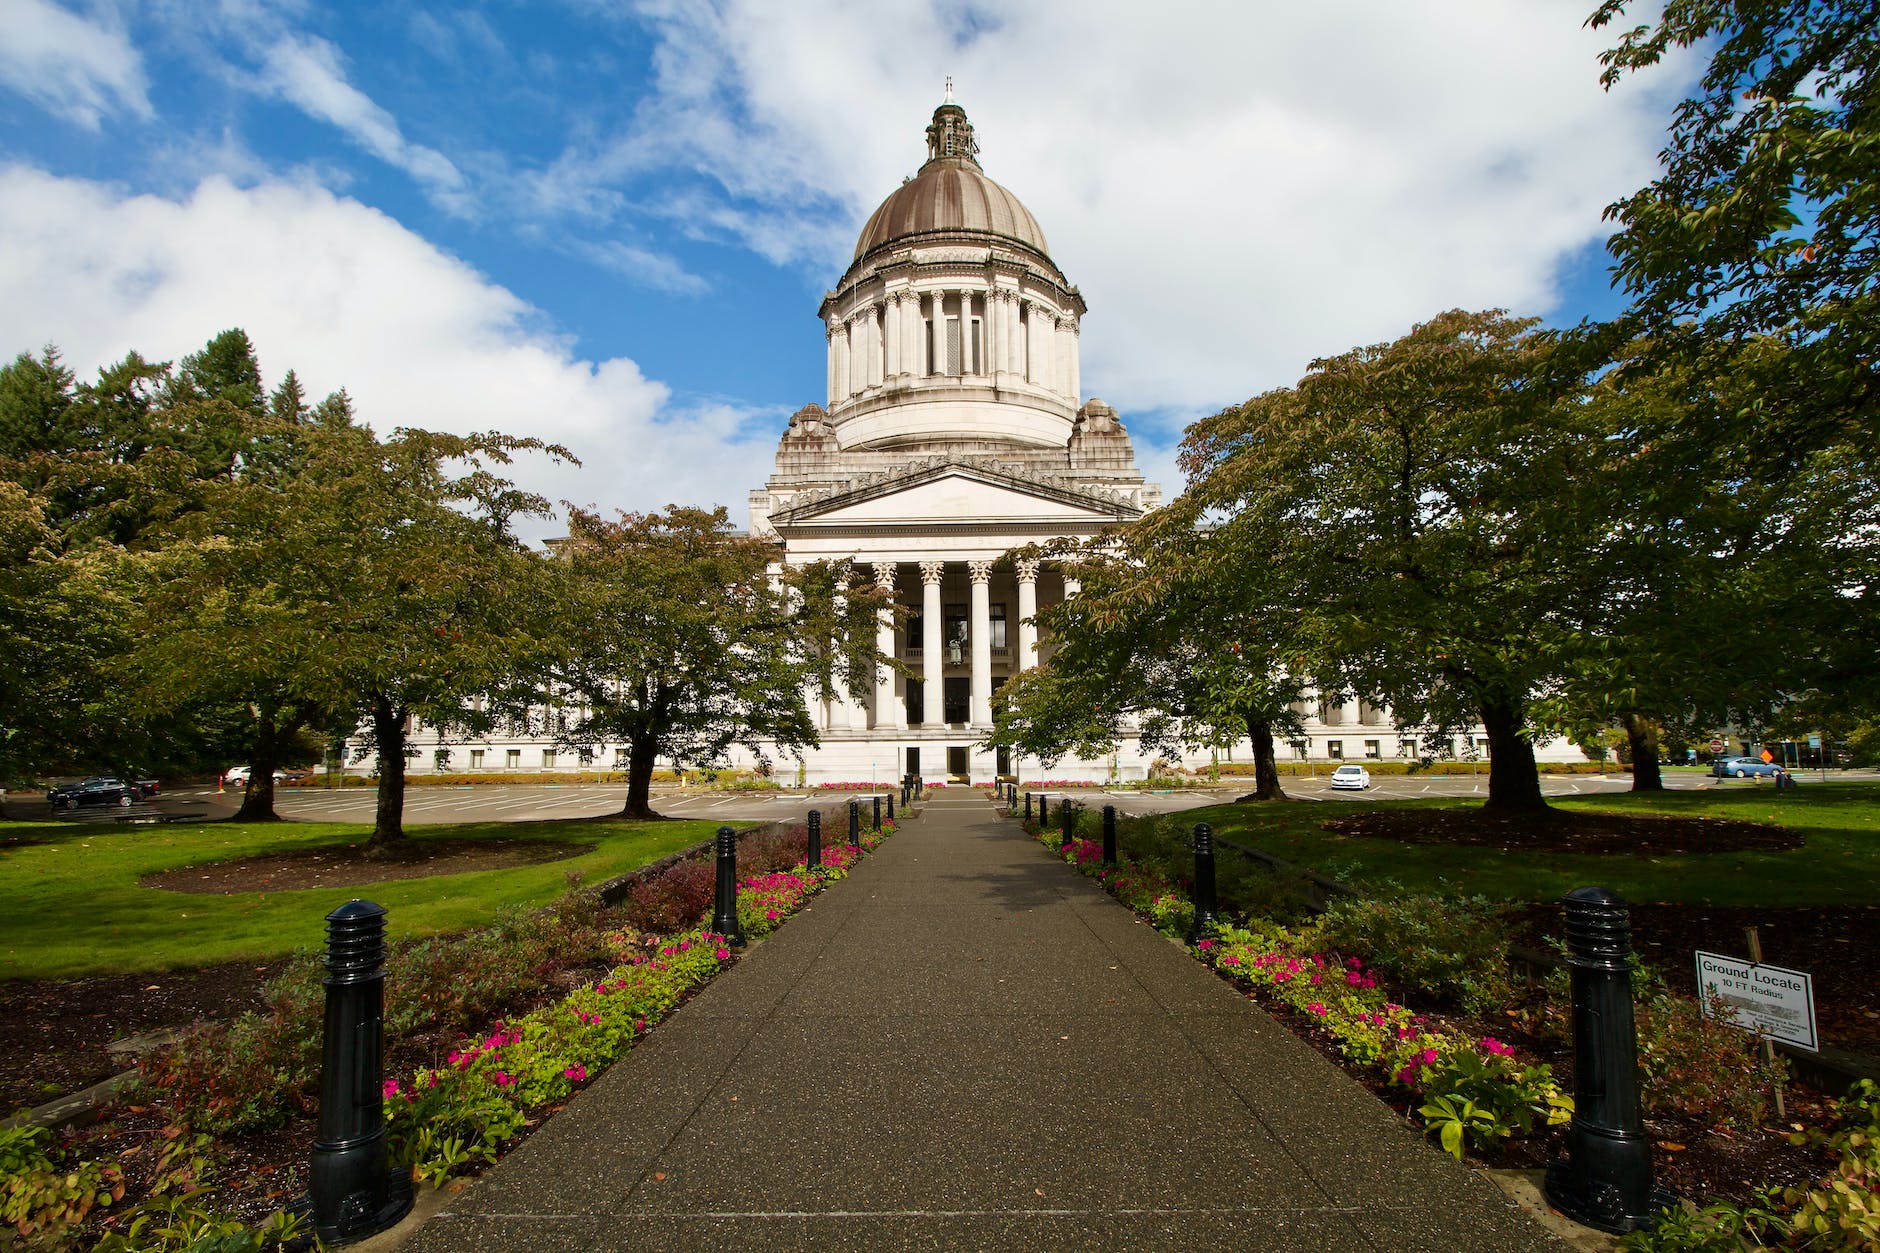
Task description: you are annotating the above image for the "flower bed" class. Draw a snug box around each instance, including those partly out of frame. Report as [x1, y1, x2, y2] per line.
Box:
[28, 819, 897, 1250]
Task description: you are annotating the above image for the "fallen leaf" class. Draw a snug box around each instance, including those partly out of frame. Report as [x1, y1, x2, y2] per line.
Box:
[653, 1172, 667, 1182]
[1657, 1141, 1686, 1152]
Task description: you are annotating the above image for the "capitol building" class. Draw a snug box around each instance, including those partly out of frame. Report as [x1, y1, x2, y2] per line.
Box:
[406, 89, 1577, 784]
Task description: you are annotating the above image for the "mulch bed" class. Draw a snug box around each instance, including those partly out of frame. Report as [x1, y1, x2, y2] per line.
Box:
[141, 838, 593, 894]
[1323, 806, 1803, 854]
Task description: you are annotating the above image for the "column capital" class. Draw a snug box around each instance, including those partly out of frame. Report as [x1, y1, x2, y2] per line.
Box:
[968, 559, 994, 584]
[1015, 558, 1040, 583]
[919, 559, 945, 585]
[872, 561, 897, 592]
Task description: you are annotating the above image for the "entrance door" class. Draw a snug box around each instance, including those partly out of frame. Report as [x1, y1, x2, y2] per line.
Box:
[996, 747, 1011, 777]
[906, 679, 925, 725]
[943, 677, 969, 724]
[947, 746, 968, 779]
[905, 747, 920, 778]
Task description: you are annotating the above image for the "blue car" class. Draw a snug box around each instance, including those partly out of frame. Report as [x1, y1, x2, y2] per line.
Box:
[1709, 756, 1780, 779]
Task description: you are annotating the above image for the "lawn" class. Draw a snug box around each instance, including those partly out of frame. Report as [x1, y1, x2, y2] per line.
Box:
[1169, 782, 1880, 906]
[0, 816, 724, 978]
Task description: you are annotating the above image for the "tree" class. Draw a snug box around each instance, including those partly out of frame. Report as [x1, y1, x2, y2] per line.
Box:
[1179, 311, 1607, 813]
[988, 527, 1310, 799]
[537, 506, 877, 819]
[1591, 0, 1878, 458]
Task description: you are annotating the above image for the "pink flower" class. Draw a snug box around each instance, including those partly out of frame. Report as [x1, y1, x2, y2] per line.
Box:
[1310, 972, 1323, 985]
[1197, 938, 1214, 951]
[1222, 955, 1241, 966]
[1419, 1048, 1438, 1065]
[382, 1079, 401, 1099]
[1306, 1002, 1328, 1016]
[563, 1066, 587, 1082]
[715, 947, 730, 959]
[493, 1071, 515, 1087]
[1478, 1037, 1515, 1057]
[765, 909, 779, 921]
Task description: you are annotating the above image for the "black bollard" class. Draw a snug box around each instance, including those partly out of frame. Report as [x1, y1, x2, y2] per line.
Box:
[1188, 823, 1218, 942]
[887, 791, 895, 822]
[807, 809, 822, 869]
[711, 826, 745, 946]
[848, 798, 860, 847]
[1059, 797, 1075, 849]
[1544, 887, 1674, 1233]
[1024, 792, 1033, 821]
[873, 794, 882, 831]
[1102, 804, 1117, 866]
[304, 900, 413, 1246]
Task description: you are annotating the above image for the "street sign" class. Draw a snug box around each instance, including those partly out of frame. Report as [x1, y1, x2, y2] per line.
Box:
[1695, 951, 1817, 1051]
[1760, 748, 1775, 763]
[1808, 734, 1822, 749]
[1708, 738, 1725, 753]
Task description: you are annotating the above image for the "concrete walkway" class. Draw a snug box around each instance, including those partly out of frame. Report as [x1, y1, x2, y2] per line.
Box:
[404, 792, 1564, 1252]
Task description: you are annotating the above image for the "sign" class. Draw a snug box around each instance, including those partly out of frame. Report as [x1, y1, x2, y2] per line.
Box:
[1695, 951, 1817, 1051]
[1708, 738, 1725, 753]
[1808, 734, 1822, 749]
[1760, 748, 1775, 763]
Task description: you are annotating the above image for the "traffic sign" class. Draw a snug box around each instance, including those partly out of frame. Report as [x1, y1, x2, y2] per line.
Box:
[1708, 738, 1725, 753]
[1760, 749, 1775, 763]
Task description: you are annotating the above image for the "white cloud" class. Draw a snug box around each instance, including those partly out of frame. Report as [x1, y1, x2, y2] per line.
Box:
[593, 0, 1694, 412]
[0, 166, 781, 539]
[0, 0, 151, 128]
[256, 34, 470, 214]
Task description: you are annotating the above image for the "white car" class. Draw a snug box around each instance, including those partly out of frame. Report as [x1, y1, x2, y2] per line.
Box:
[1329, 764, 1371, 790]
[223, 765, 285, 786]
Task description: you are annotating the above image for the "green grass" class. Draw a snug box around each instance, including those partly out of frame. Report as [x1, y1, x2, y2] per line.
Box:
[0, 816, 726, 979]
[1164, 782, 1880, 907]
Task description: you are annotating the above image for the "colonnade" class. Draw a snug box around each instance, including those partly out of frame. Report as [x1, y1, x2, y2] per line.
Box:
[826, 286, 1080, 407]
[818, 557, 1076, 733]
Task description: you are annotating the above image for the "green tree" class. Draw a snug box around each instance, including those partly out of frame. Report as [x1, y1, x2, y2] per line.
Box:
[988, 528, 1310, 799]
[537, 506, 878, 819]
[1179, 310, 1606, 813]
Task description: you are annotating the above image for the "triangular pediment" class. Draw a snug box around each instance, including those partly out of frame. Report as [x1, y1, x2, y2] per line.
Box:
[769, 459, 1142, 530]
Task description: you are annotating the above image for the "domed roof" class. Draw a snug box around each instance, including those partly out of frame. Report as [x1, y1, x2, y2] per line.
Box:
[851, 95, 1050, 261]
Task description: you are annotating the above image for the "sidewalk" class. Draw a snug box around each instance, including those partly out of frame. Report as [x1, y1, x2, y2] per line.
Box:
[403, 792, 1564, 1251]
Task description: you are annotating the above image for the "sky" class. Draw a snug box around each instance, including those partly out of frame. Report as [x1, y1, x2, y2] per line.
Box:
[0, 0, 1696, 540]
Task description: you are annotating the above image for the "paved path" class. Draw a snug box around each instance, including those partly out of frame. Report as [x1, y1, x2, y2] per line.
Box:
[404, 792, 1563, 1251]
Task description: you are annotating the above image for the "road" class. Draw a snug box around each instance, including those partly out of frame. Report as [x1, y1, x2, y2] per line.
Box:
[89, 767, 1863, 827]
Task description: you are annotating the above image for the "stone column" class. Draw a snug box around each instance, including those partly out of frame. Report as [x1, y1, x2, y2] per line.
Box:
[1030, 301, 1053, 389]
[832, 319, 850, 402]
[1005, 292, 1023, 379]
[1066, 314, 1081, 401]
[927, 291, 943, 376]
[901, 293, 919, 377]
[868, 305, 885, 389]
[960, 291, 976, 375]
[1063, 574, 1082, 598]
[988, 286, 1006, 377]
[884, 295, 900, 381]
[1016, 558, 1040, 671]
[873, 562, 902, 729]
[825, 322, 838, 406]
[1056, 315, 1074, 399]
[829, 581, 853, 730]
[969, 560, 993, 726]
[846, 316, 863, 397]
[921, 560, 944, 728]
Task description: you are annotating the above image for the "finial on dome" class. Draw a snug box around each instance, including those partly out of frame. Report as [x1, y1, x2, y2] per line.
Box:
[925, 82, 979, 166]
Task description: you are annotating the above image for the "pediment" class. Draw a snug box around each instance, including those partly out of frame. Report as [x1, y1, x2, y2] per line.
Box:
[770, 460, 1141, 530]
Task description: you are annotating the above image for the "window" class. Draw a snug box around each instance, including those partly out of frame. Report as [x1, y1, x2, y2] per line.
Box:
[1328, 740, 1344, 760]
[906, 603, 923, 652]
[946, 318, 962, 376]
[944, 603, 968, 658]
[434, 748, 451, 771]
[1477, 738, 1492, 757]
[990, 603, 1008, 650]
[906, 680, 925, 724]
[578, 747, 594, 766]
[469, 749, 485, 770]
[613, 747, 629, 768]
[943, 677, 969, 723]
[505, 749, 521, 769]
[542, 749, 557, 769]
[1364, 739, 1381, 759]
[1399, 739, 1416, 758]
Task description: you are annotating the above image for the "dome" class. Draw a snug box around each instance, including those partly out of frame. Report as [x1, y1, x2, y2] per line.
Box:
[851, 98, 1050, 261]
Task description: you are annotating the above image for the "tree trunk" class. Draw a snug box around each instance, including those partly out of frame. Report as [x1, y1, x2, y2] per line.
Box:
[234, 703, 284, 822]
[1624, 712, 1664, 792]
[1245, 714, 1288, 800]
[620, 735, 661, 819]
[368, 695, 409, 848]
[1479, 694, 1547, 813]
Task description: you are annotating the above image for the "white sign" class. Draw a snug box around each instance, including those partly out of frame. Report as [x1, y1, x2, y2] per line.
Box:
[1695, 951, 1817, 1052]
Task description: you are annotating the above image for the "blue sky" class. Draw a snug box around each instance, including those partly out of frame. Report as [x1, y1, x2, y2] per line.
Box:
[0, 0, 1692, 537]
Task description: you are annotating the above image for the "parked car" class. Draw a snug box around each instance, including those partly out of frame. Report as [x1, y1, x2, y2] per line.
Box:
[1710, 756, 1780, 779]
[223, 766, 285, 786]
[1329, 763, 1371, 790]
[46, 777, 138, 809]
[134, 779, 160, 798]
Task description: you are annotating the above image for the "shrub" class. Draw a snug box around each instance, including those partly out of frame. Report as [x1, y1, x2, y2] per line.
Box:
[1634, 992, 1788, 1132]
[1315, 893, 1518, 1014]
[624, 857, 716, 932]
[0, 1124, 125, 1244]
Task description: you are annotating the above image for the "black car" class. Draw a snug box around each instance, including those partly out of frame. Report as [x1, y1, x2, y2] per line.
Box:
[46, 777, 138, 809]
